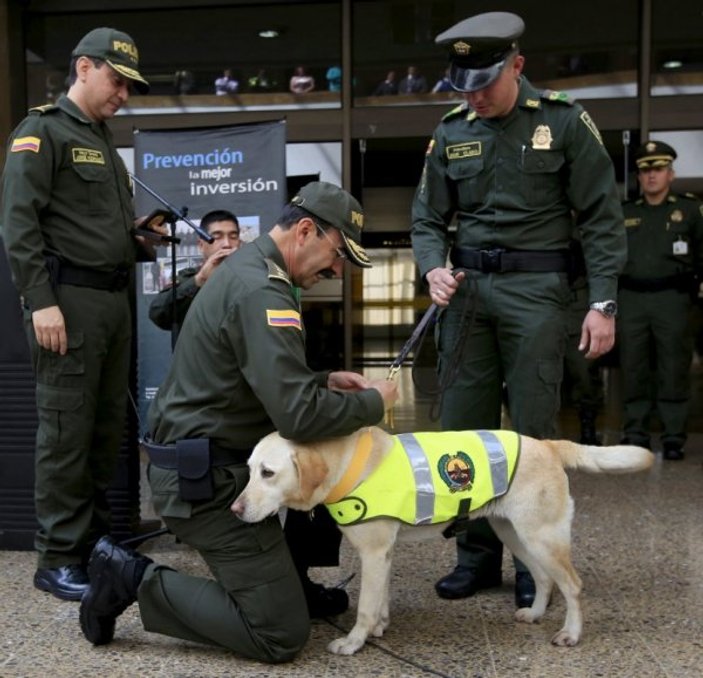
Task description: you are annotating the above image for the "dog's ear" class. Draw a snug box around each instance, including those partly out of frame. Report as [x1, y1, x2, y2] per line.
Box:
[291, 448, 330, 504]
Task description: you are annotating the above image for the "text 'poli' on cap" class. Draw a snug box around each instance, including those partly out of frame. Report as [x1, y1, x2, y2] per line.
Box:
[72, 27, 150, 94]
[290, 181, 371, 268]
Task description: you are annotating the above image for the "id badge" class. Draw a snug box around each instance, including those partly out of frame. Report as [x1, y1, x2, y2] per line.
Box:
[673, 239, 688, 256]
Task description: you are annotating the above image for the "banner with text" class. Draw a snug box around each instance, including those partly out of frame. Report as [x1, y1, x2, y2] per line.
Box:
[134, 121, 286, 436]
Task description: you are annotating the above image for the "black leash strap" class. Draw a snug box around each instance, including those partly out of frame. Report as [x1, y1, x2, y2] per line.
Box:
[386, 302, 439, 382]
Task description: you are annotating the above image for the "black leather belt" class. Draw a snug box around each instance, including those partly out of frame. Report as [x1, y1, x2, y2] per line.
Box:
[58, 263, 131, 291]
[143, 438, 251, 469]
[451, 246, 571, 273]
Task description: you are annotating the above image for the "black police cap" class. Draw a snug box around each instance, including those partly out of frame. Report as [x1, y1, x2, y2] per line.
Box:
[635, 140, 677, 169]
[435, 12, 524, 93]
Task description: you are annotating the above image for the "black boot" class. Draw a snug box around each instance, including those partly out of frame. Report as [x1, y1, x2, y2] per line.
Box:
[79, 536, 153, 645]
[579, 407, 600, 445]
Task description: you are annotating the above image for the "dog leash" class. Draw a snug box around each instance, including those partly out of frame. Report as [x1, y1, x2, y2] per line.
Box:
[384, 270, 475, 428]
[384, 301, 440, 429]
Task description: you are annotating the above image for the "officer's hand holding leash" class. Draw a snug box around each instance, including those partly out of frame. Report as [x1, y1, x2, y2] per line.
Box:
[426, 266, 466, 306]
[579, 310, 615, 360]
[327, 371, 399, 412]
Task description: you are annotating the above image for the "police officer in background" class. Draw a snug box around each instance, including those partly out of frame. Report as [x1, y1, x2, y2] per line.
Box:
[411, 12, 625, 606]
[79, 182, 398, 663]
[148, 208, 241, 332]
[619, 141, 703, 460]
[1, 28, 161, 601]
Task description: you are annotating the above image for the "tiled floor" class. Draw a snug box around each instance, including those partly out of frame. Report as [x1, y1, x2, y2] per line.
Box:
[1, 365, 702, 678]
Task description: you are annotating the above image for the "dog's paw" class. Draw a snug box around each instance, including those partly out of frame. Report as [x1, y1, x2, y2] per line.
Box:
[371, 617, 389, 638]
[515, 607, 541, 624]
[327, 636, 365, 655]
[551, 629, 579, 647]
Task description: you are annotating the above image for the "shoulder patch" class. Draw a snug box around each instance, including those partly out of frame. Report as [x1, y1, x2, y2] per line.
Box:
[541, 89, 574, 105]
[579, 111, 603, 145]
[265, 257, 290, 285]
[11, 136, 41, 153]
[266, 309, 301, 330]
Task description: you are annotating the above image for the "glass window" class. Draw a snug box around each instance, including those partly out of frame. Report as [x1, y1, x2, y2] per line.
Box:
[25, 2, 342, 110]
[353, 0, 639, 105]
[651, 0, 703, 96]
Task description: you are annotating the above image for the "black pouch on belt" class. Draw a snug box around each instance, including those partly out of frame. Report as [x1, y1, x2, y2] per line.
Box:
[176, 438, 213, 501]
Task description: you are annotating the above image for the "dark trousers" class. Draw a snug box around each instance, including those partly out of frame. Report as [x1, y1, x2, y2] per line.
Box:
[26, 284, 131, 568]
[618, 288, 692, 447]
[143, 463, 309, 662]
[437, 272, 569, 573]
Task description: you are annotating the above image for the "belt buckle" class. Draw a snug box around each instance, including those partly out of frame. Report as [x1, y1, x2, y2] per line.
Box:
[111, 268, 129, 291]
[480, 248, 504, 273]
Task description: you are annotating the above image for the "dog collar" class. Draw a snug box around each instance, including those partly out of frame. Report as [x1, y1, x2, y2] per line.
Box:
[323, 430, 373, 504]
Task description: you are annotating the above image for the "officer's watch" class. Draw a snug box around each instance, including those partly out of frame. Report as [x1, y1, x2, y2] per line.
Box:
[589, 300, 618, 318]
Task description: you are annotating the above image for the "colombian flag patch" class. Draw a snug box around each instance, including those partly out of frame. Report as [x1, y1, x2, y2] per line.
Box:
[267, 309, 301, 330]
[11, 136, 41, 153]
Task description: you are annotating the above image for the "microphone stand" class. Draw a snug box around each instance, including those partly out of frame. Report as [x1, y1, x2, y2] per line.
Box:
[622, 130, 630, 201]
[130, 173, 214, 348]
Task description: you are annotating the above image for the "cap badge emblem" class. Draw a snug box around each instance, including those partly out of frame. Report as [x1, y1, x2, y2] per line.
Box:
[646, 141, 657, 153]
[453, 41, 471, 56]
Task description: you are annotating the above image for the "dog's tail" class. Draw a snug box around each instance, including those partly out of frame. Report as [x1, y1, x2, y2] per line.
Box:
[551, 440, 654, 474]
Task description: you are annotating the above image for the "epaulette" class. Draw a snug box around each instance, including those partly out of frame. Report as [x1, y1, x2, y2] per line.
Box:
[265, 257, 290, 285]
[442, 103, 470, 122]
[541, 89, 574, 105]
[28, 104, 58, 115]
[681, 191, 702, 201]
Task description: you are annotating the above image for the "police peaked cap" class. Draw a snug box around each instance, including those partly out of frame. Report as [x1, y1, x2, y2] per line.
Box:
[435, 11, 524, 92]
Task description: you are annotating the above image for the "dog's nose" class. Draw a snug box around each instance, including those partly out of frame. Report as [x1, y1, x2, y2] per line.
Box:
[231, 499, 244, 516]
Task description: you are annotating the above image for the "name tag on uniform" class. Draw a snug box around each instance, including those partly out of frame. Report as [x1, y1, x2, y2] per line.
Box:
[446, 142, 481, 160]
[673, 239, 688, 255]
[72, 148, 105, 164]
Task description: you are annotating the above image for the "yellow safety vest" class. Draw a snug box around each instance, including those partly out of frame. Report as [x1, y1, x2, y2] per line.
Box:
[325, 430, 520, 526]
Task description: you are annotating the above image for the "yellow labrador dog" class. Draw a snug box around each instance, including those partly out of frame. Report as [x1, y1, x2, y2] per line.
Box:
[232, 427, 653, 655]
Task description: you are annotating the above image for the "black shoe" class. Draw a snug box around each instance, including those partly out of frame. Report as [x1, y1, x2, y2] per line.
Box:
[515, 571, 536, 608]
[663, 444, 685, 461]
[435, 565, 502, 600]
[34, 564, 88, 601]
[579, 409, 600, 446]
[303, 581, 349, 618]
[79, 535, 152, 646]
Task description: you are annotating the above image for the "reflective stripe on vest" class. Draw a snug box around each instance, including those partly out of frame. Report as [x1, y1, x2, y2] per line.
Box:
[325, 430, 520, 526]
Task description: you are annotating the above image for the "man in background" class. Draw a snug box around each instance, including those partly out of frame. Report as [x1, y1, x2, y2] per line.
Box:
[619, 141, 703, 460]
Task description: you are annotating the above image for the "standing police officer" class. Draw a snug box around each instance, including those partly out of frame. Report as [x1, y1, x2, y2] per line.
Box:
[79, 182, 398, 663]
[411, 12, 626, 606]
[619, 141, 703, 459]
[1, 28, 160, 601]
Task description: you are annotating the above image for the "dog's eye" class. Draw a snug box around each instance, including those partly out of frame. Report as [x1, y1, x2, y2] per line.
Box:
[261, 468, 275, 479]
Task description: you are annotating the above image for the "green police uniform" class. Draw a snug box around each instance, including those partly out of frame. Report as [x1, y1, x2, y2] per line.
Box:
[619, 180, 703, 452]
[411, 76, 625, 570]
[1, 94, 139, 570]
[140, 227, 383, 661]
[148, 266, 199, 331]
